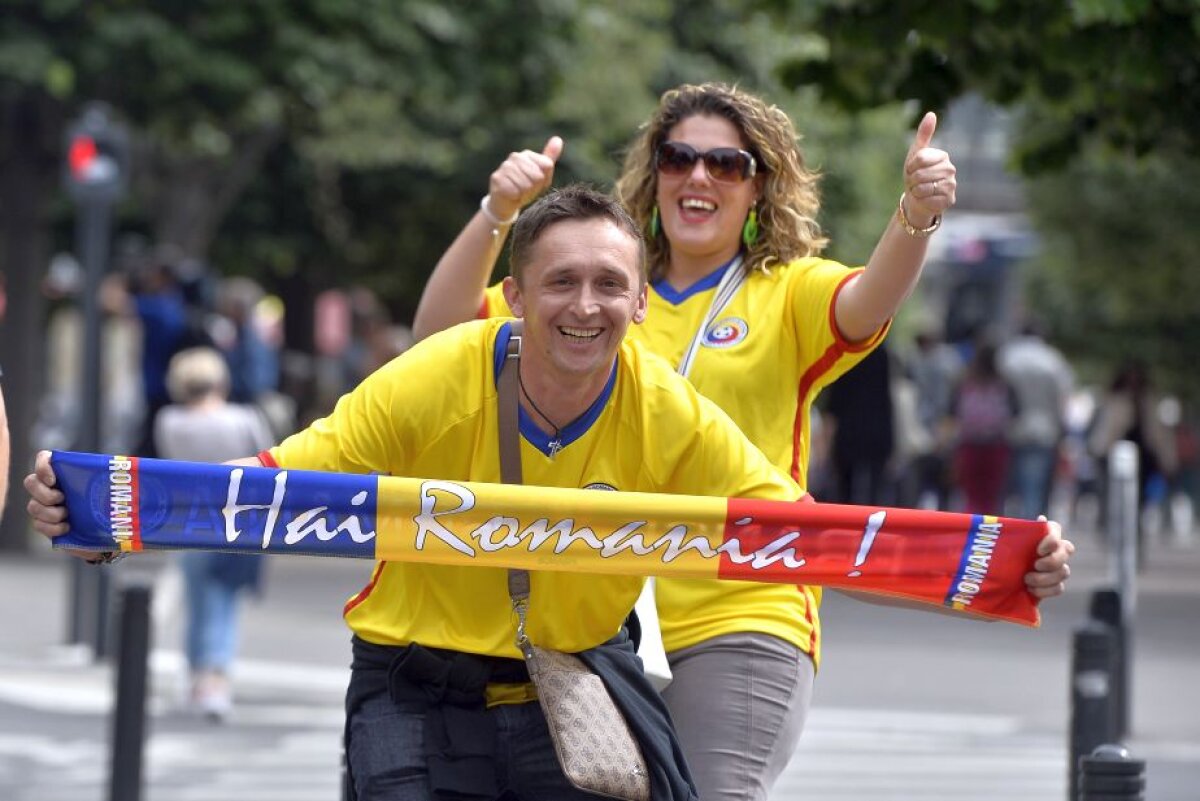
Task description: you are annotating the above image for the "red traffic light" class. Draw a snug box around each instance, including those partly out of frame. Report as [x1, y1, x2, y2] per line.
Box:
[64, 103, 129, 199]
[68, 135, 99, 178]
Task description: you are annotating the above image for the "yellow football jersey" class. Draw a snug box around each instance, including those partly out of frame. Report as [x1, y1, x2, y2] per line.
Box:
[270, 318, 802, 659]
[484, 256, 887, 665]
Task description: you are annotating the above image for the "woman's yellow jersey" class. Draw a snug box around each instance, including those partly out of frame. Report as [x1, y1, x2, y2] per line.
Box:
[484, 257, 887, 666]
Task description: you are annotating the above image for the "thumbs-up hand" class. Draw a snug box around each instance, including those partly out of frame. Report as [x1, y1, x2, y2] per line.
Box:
[902, 112, 956, 224]
[486, 136, 564, 221]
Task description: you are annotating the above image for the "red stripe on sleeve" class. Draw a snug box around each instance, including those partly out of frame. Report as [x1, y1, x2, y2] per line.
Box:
[791, 345, 844, 481]
[789, 270, 890, 482]
[343, 562, 388, 618]
[257, 450, 279, 468]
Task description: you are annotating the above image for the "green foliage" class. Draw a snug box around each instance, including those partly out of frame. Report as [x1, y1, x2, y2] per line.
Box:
[214, 0, 913, 318]
[2, 0, 920, 328]
[1022, 147, 1200, 398]
[759, 0, 1200, 394]
[768, 0, 1200, 171]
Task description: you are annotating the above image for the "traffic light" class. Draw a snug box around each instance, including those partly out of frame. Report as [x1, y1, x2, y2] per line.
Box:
[60, 102, 130, 657]
[63, 102, 129, 203]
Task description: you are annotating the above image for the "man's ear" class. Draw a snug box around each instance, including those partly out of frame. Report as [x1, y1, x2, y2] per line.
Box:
[632, 283, 648, 325]
[501, 275, 525, 317]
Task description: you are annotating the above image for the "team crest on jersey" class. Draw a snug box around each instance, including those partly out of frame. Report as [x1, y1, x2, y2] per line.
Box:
[702, 316, 749, 349]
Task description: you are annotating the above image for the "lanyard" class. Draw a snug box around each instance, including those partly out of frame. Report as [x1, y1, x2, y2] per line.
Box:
[676, 255, 746, 379]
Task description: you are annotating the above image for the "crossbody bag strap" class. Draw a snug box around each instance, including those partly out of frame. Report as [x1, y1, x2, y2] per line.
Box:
[498, 320, 533, 656]
[498, 319, 524, 486]
[676, 254, 746, 379]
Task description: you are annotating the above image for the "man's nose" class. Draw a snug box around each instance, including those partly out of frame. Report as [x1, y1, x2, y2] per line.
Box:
[570, 285, 601, 315]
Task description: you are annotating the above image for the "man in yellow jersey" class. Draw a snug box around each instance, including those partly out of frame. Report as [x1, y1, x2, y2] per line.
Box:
[24, 187, 800, 801]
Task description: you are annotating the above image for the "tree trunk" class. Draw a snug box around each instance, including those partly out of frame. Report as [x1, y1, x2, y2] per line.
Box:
[0, 92, 59, 551]
[150, 125, 281, 259]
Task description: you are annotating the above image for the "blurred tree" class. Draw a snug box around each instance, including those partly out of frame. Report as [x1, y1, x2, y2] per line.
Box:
[0, 0, 920, 548]
[1022, 148, 1200, 400]
[0, 0, 589, 258]
[0, 0, 581, 548]
[214, 1, 910, 319]
[767, 0, 1200, 172]
[764, 0, 1200, 397]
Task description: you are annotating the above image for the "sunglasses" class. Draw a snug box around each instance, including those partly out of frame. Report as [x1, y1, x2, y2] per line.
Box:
[655, 141, 759, 183]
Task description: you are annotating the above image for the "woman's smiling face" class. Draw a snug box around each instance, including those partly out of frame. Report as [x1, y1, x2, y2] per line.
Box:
[655, 114, 760, 278]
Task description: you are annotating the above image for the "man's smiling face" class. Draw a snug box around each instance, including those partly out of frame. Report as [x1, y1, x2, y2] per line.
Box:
[504, 217, 647, 384]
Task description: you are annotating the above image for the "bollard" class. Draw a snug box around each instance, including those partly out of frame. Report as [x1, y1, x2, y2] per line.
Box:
[109, 584, 152, 801]
[1107, 440, 1140, 584]
[1069, 621, 1119, 800]
[1106, 440, 1139, 740]
[1089, 588, 1129, 740]
[1078, 743, 1146, 800]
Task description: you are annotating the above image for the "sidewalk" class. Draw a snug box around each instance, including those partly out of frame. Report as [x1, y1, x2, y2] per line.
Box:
[1, 524, 1198, 800]
[0, 541, 367, 712]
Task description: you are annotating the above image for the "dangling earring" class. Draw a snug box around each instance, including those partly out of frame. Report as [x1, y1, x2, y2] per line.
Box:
[649, 205, 661, 238]
[742, 207, 759, 248]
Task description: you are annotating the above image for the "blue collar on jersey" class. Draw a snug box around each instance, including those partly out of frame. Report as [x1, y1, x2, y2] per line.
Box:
[493, 321, 618, 457]
[651, 251, 743, 305]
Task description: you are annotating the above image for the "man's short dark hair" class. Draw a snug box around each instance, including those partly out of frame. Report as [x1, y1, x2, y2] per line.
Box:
[508, 184, 646, 286]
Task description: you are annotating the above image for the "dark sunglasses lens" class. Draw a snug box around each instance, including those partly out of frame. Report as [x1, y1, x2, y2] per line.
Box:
[657, 143, 698, 175]
[704, 149, 750, 182]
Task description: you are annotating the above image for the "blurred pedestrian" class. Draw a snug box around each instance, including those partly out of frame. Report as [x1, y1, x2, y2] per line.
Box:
[1088, 360, 1178, 528]
[890, 352, 935, 508]
[999, 321, 1073, 520]
[212, 277, 279, 404]
[154, 347, 275, 720]
[102, 250, 212, 457]
[826, 343, 895, 506]
[909, 323, 963, 508]
[949, 342, 1019, 514]
[335, 287, 414, 390]
[38, 254, 144, 454]
[0, 368, 9, 520]
[1172, 407, 1199, 543]
[1062, 388, 1101, 529]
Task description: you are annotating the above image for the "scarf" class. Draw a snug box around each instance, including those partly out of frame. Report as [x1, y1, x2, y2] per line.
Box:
[51, 450, 1047, 625]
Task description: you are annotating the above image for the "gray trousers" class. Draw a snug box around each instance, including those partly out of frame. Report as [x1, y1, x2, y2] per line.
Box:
[663, 633, 815, 801]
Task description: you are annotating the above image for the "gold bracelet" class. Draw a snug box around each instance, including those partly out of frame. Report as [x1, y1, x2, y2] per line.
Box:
[896, 192, 941, 238]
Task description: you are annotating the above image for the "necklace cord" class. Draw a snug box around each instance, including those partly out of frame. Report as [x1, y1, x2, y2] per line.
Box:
[517, 367, 563, 443]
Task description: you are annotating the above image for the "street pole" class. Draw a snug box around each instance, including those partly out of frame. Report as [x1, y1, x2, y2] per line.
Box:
[62, 102, 128, 657]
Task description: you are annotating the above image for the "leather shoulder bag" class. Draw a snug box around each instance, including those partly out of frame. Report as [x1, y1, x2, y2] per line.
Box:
[498, 320, 651, 801]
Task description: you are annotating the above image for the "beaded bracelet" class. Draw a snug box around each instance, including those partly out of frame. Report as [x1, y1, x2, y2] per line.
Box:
[480, 195, 519, 238]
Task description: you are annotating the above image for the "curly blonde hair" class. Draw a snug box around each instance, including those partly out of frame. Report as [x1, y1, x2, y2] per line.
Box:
[614, 83, 827, 282]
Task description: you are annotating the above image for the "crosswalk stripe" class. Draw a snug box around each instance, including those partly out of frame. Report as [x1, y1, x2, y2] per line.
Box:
[773, 707, 1067, 799]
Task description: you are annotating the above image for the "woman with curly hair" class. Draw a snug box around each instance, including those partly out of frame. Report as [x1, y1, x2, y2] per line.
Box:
[414, 82, 959, 799]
